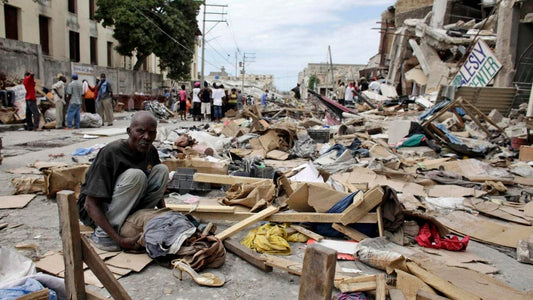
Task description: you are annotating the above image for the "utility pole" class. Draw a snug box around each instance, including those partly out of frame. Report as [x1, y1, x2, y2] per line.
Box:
[328, 45, 335, 90]
[241, 52, 255, 95]
[200, 2, 227, 83]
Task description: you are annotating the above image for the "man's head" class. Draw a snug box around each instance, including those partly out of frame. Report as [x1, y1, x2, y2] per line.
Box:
[0, 73, 6, 81]
[297, 83, 300, 86]
[72, 73, 78, 80]
[100, 73, 106, 81]
[127, 111, 158, 153]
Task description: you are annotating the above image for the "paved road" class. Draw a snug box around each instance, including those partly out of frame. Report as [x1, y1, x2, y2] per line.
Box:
[0, 112, 532, 299]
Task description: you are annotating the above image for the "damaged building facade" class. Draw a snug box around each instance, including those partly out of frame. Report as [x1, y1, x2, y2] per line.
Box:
[362, 0, 533, 105]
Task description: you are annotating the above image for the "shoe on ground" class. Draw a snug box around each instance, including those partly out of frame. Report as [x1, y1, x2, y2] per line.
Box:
[90, 232, 121, 252]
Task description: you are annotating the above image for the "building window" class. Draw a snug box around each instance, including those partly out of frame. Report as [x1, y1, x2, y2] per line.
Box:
[90, 37, 98, 65]
[39, 16, 51, 55]
[89, 0, 95, 20]
[107, 42, 113, 67]
[69, 31, 80, 62]
[68, 0, 77, 14]
[4, 5, 19, 40]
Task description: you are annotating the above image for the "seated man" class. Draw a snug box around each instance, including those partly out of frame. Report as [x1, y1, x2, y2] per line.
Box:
[0, 72, 15, 108]
[78, 111, 169, 251]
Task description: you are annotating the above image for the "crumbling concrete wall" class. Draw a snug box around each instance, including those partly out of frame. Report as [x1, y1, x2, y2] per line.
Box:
[0, 37, 162, 95]
[395, 0, 434, 26]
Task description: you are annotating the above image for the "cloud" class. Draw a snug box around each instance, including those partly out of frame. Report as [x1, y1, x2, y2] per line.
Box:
[199, 0, 395, 91]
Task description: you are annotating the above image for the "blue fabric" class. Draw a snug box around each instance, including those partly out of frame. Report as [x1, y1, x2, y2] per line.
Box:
[261, 93, 267, 106]
[435, 123, 463, 145]
[213, 105, 222, 118]
[321, 138, 369, 158]
[66, 103, 81, 128]
[72, 147, 94, 156]
[419, 100, 451, 121]
[0, 278, 57, 300]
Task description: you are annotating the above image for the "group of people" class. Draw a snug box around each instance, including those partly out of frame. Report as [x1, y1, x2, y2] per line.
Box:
[165, 82, 244, 123]
[0, 71, 114, 130]
[51, 72, 114, 129]
[334, 76, 384, 106]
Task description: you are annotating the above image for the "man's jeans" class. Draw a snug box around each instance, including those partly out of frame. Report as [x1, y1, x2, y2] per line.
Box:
[0, 90, 15, 107]
[66, 103, 81, 128]
[94, 164, 169, 237]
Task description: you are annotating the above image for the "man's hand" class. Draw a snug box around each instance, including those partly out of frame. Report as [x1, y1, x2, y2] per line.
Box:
[117, 234, 142, 250]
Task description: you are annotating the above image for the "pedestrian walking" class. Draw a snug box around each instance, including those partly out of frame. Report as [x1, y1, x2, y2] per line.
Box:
[191, 82, 201, 121]
[199, 81, 212, 121]
[178, 85, 187, 120]
[65, 73, 83, 129]
[82, 79, 96, 114]
[96, 73, 114, 126]
[23, 71, 41, 131]
[52, 74, 67, 128]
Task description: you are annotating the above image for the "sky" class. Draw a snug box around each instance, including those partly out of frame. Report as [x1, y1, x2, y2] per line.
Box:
[198, 0, 396, 91]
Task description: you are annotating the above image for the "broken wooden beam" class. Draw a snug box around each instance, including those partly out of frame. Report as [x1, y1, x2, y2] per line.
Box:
[335, 275, 377, 293]
[332, 223, 369, 242]
[406, 262, 479, 300]
[298, 243, 336, 300]
[56, 190, 86, 300]
[290, 224, 324, 241]
[215, 206, 279, 240]
[181, 211, 377, 223]
[193, 173, 270, 185]
[340, 186, 384, 225]
[223, 238, 273, 272]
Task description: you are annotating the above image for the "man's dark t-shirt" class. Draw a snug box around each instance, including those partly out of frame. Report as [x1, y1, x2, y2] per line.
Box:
[78, 139, 161, 226]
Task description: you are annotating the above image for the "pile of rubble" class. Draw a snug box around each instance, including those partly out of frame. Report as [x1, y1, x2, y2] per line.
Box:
[7, 80, 532, 298]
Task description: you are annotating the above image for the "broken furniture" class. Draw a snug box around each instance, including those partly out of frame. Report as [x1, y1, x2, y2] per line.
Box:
[421, 96, 506, 142]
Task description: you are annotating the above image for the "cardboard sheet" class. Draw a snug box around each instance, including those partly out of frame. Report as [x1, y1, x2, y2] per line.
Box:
[437, 211, 533, 248]
[35, 252, 64, 275]
[286, 183, 348, 213]
[0, 194, 36, 209]
[105, 252, 152, 272]
[427, 185, 478, 198]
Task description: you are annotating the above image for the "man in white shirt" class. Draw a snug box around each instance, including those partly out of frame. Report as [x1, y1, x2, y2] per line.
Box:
[52, 74, 67, 129]
[212, 83, 225, 122]
[369, 77, 381, 94]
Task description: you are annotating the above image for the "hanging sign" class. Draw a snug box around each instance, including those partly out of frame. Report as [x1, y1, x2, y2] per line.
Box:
[452, 40, 502, 87]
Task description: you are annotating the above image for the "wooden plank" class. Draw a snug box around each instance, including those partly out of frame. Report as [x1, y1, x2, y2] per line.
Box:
[396, 269, 436, 300]
[406, 262, 480, 300]
[185, 211, 377, 223]
[201, 222, 214, 235]
[193, 173, 269, 185]
[377, 206, 385, 237]
[262, 253, 303, 276]
[215, 206, 280, 240]
[416, 290, 450, 300]
[56, 190, 86, 300]
[15, 289, 49, 300]
[298, 243, 337, 300]
[340, 186, 384, 225]
[223, 238, 273, 272]
[166, 204, 236, 213]
[376, 273, 386, 300]
[332, 223, 369, 241]
[337, 280, 377, 293]
[389, 289, 407, 300]
[290, 224, 324, 241]
[81, 236, 132, 300]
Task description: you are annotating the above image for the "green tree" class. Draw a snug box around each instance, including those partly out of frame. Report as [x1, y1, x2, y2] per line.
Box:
[95, 0, 200, 80]
[308, 74, 320, 91]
